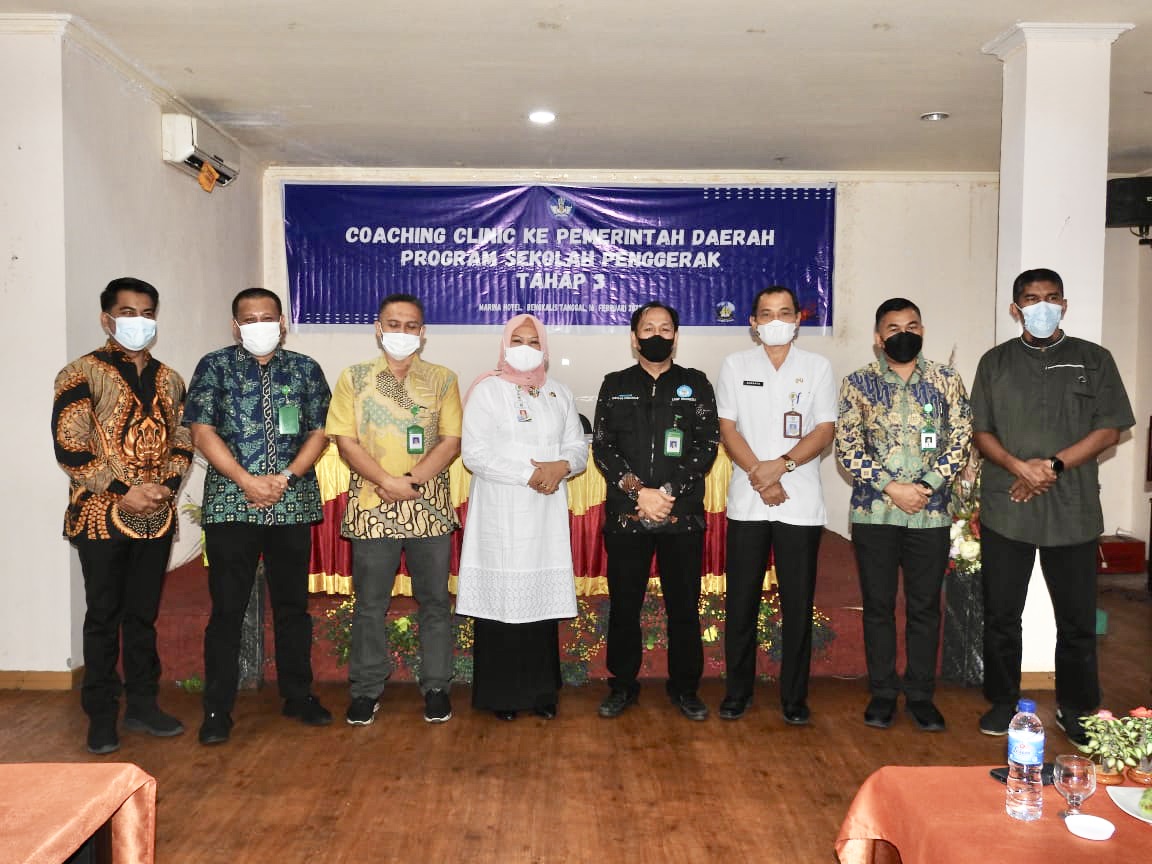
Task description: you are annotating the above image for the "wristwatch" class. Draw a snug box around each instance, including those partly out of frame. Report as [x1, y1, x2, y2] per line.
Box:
[783, 458, 797, 473]
[1048, 457, 1065, 476]
[280, 469, 298, 488]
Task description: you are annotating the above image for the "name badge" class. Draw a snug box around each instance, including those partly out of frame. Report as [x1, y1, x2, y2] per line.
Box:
[664, 427, 683, 457]
[783, 410, 802, 439]
[921, 430, 937, 452]
[277, 404, 300, 435]
[407, 424, 425, 454]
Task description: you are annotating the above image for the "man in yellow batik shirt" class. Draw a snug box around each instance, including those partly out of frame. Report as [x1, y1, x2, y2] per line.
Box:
[326, 293, 462, 725]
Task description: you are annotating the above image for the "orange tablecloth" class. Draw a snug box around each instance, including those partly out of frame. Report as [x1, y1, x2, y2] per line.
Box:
[0, 762, 156, 864]
[836, 765, 1150, 863]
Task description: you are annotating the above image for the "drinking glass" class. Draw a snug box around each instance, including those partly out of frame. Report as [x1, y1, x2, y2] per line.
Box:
[1053, 754, 1097, 817]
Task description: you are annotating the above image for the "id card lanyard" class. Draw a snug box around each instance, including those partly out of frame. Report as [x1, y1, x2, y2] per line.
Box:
[664, 415, 684, 457]
[920, 402, 937, 452]
[406, 404, 425, 454]
[783, 392, 802, 439]
[277, 384, 300, 435]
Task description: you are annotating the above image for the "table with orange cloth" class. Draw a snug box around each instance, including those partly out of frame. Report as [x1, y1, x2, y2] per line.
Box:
[835, 765, 1150, 863]
[0, 762, 156, 864]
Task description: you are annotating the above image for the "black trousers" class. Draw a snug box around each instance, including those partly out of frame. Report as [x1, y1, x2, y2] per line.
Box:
[604, 531, 704, 696]
[203, 522, 314, 713]
[74, 535, 173, 718]
[850, 524, 950, 701]
[470, 618, 562, 712]
[980, 523, 1100, 712]
[724, 520, 823, 707]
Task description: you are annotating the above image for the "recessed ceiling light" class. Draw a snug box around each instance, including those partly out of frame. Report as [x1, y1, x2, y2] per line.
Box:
[920, 111, 950, 122]
[529, 110, 556, 125]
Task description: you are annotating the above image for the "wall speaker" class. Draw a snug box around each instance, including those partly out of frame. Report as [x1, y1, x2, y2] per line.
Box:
[1106, 177, 1152, 227]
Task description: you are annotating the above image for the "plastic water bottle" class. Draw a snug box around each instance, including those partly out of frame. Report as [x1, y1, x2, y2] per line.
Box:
[1005, 698, 1044, 821]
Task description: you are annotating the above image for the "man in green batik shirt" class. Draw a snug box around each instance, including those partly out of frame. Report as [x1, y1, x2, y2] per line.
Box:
[185, 287, 333, 745]
[836, 297, 971, 733]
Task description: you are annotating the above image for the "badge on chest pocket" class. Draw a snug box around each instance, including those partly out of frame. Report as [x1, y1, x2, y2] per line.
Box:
[277, 404, 300, 435]
[664, 426, 683, 458]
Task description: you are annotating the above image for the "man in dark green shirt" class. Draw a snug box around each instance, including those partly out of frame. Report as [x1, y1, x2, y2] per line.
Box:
[971, 268, 1134, 744]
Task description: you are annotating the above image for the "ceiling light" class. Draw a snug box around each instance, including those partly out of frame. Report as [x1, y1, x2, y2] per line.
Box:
[529, 110, 556, 125]
[920, 111, 950, 122]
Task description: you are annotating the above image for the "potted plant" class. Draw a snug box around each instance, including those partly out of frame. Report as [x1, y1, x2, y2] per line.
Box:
[1125, 707, 1152, 785]
[1078, 710, 1131, 784]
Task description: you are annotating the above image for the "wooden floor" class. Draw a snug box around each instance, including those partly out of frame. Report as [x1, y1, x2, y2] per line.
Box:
[2, 572, 1149, 863]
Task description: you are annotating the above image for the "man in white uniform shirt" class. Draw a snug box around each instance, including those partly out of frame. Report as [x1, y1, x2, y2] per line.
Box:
[716, 286, 836, 724]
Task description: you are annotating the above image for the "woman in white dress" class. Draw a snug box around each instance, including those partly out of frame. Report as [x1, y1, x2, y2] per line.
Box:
[456, 315, 588, 719]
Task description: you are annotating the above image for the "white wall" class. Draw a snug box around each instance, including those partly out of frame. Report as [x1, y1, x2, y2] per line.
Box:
[263, 169, 1003, 537]
[0, 22, 260, 675]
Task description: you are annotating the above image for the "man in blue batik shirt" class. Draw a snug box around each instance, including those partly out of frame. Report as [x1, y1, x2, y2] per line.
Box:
[184, 288, 332, 745]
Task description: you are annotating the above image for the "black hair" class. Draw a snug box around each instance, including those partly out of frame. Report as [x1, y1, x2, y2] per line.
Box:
[100, 277, 158, 313]
[874, 297, 921, 329]
[378, 293, 425, 320]
[1012, 268, 1064, 303]
[232, 287, 282, 318]
[751, 285, 800, 316]
[629, 301, 679, 333]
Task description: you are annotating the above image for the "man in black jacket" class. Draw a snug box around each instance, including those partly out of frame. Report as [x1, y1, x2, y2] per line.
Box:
[593, 301, 720, 720]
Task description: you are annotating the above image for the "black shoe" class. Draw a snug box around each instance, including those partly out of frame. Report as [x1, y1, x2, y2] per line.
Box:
[86, 716, 120, 755]
[978, 702, 1016, 736]
[671, 691, 709, 721]
[1055, 707, 1089, 747]
[598, 688, 638, 718]
[718, 695, 751, 721]
[346, 696, 379, 726]
[282, 694, 333, 727]
[864, 696, 896, 729]
[424, 689, 452, 723]
[533, 704, 557, 719]
[123, 706, 184, 737]
[198, 711, 233, 745]
[906, 700, 946, 732]
[782, 703, 811, 726]
[493, 710, 517, 721]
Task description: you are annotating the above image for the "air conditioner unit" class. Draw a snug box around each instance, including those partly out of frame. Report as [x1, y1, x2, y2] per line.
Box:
[161, 113, 238, 187]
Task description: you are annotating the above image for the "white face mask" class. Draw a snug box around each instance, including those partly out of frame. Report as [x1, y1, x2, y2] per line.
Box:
[757, 320, 797, 347]
[237, 321, 282, 357]
[1017, 301, 1063, 340]
[379, 331, 421, 359]
[504, 344, 544, 372]
[110, 316, 157, 351]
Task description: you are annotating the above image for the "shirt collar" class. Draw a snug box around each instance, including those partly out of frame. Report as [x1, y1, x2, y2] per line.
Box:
[878, 353, 926, 384]
[102, 338, 153, 366]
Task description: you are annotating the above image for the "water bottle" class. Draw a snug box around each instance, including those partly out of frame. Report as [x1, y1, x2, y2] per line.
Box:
[1005, 698, 1044, 821]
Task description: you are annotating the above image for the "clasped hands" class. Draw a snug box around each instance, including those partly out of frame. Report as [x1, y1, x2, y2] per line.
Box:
[118, 482, 173, 516]
[747, 458, 789, 507]
[239, 473, 294, 509]
[528, 459, 569, 496]
[1009, 458, 1058, 504]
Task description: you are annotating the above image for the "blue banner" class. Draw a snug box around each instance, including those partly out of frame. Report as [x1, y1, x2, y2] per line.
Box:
[284, 184, 835, 327]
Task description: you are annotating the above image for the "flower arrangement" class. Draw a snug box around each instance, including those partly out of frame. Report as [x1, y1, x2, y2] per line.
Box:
[947, 476, 981, 578]
[1078, 708, 1152, 775]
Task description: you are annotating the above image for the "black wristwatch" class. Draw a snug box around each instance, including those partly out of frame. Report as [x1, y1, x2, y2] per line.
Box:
[1048, 457, 1064, 476]
[915, 480, 934, 493]
[280, 469, 298, 488]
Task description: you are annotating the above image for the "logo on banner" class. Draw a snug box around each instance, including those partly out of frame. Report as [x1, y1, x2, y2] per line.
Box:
[715, 300, 736, 322]
[549, 196, 574, 218]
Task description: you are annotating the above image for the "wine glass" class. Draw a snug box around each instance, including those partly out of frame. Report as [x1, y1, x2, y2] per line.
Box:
[1053, 754, 1097, 818]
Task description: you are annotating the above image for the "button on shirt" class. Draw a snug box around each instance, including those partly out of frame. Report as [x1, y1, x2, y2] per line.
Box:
[971, 336, 1134, 547]
[716, 345, 837, 525]
[184, 346, 331, 525]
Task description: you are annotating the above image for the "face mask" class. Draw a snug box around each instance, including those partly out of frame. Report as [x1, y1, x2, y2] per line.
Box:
[882, 331, 922, 364]
[1017, 301, 1063, 340]
[637, 334, 674, 362]
[110, 316, 157, 351]
[757, 321, 797, 347]
[504, 344, 544, 372]
[237, 321, 282, 356]
[379, 331, 421, 360]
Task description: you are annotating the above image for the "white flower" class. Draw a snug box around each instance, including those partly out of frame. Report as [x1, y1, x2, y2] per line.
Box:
[950, 521, 965, 540]
[959, 539, 981, 561]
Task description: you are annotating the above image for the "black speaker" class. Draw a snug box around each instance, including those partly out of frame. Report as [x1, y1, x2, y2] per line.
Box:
[1106, 177, 1152, 227]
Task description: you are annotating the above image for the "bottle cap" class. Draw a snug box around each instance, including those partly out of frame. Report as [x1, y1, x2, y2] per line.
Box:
[1017, 698, 1036, 713]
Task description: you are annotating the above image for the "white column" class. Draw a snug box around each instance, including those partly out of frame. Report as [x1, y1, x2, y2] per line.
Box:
[983, 22, 1132, 686]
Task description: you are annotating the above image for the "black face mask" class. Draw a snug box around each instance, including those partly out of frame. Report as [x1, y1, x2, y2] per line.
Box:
[637, 335, 675, 362]
[883, 331, 922, 364]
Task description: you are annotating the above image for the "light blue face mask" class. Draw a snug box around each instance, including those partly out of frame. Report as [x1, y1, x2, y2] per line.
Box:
[112, 316, 157, 351]
[1017, 301, 1063, 339]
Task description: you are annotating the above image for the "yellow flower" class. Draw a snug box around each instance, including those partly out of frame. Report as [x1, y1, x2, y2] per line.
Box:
[702, 625, 719, 644]
[395, 617, 411, 632]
